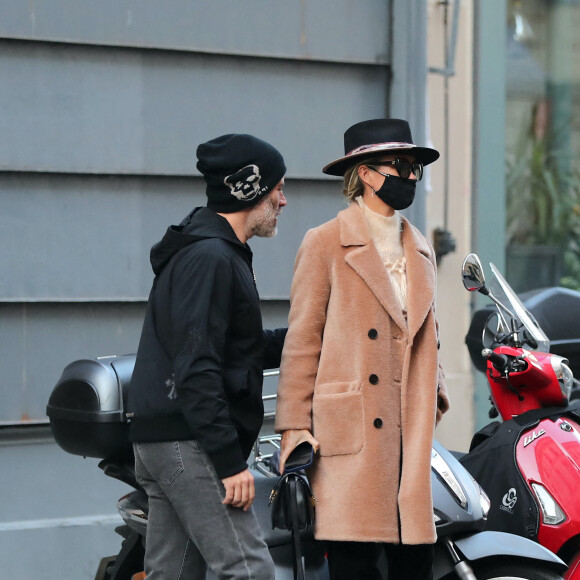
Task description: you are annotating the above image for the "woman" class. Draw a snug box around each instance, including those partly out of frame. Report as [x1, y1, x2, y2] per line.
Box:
[275, 119, 450, 580]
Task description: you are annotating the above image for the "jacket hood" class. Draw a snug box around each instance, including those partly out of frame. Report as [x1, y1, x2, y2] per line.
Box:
[150, 207, 247, 275]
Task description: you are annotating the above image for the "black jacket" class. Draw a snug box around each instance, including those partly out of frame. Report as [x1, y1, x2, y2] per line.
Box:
[128, 207, 286, 478]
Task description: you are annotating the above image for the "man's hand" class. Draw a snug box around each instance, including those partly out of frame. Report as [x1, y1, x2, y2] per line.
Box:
[222, 468, 255, 511]
[279, 429, 320, 475]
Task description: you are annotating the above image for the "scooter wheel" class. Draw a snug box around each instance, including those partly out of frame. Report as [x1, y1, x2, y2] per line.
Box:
[469, 561, 564, 580]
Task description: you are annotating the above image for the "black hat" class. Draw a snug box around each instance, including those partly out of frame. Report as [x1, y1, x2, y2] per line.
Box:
[196, 134, 286, 213]
[322, 119, 440, 176]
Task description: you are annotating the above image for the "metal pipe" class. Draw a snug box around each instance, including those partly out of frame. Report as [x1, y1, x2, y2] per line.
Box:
[444, 539, 478, 580]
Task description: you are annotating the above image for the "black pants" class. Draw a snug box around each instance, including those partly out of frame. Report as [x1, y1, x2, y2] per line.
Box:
[326, 540, 434, 580]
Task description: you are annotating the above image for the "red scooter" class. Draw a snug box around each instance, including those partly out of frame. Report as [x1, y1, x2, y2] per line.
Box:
[460, 253, 580, 580]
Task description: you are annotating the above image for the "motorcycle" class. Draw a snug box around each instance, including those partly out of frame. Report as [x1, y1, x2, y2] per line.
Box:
[47, 353, 566, 579]
[459, 253, 580, 580]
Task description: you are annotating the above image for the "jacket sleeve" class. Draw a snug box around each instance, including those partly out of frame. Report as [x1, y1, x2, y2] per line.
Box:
[262, 327, 288, 369]
[427, 242, 450, 426]
[436, 362, 450, 425]
[434, 309, 450, 426]
[275, 228, 331, 432]
[170, 247, 247, 479]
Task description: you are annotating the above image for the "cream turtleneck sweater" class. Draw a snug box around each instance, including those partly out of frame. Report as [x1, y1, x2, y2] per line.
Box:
[356, 197, 407, 313]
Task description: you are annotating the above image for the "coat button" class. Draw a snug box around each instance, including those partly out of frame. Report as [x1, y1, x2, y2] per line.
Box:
[368, 328, 378, 339]
[369, 374, 379, 385]
[374, 418, 383, 429]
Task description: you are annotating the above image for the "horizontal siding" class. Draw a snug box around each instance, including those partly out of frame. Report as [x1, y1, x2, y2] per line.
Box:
[0, 302, 146, 422]
[0, 300, 289, 423]
[0, 175, 345, 301]
[0, 3, 397, 577]
[0, 433, 128, 577]
[0, 0, 390, 65]
[0, 40, 388, 178]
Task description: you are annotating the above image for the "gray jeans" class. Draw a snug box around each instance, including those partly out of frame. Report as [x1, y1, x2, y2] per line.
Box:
[134, 440, 275, 580]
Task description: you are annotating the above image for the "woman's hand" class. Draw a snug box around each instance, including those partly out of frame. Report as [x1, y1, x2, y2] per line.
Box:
[279, 429, 320, 474]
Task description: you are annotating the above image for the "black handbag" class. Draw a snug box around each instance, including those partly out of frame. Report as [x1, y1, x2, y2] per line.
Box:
[268, 472, 315, 580]
[269, 472, 315, 531]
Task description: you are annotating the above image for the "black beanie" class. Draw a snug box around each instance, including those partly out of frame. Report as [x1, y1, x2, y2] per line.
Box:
[196, 134, 286, 213]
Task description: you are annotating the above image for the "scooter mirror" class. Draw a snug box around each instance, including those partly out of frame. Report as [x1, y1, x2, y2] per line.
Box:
[462, 253, 487, 293]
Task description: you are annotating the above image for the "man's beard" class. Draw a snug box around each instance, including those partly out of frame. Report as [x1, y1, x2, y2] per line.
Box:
[247, 195, 280, 238]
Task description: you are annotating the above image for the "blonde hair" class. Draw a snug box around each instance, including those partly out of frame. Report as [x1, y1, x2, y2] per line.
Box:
[342, 156, 379, 203]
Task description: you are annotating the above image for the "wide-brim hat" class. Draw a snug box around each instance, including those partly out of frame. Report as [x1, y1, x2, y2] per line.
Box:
[322, 118, 440, 176]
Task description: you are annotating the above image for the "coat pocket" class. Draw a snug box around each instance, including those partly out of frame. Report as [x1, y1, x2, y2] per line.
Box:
[312, 384, 364, 457]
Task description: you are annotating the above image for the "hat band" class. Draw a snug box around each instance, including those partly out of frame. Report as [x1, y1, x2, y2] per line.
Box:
[347, 141, 414, 156]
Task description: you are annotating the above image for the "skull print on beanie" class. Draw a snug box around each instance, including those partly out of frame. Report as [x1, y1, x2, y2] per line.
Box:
[196, 134, 286, 213]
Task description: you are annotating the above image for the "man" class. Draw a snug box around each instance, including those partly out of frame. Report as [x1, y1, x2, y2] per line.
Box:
[128, 133, 287, 579]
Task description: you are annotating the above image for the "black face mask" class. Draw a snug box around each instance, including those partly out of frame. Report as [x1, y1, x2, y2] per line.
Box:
[374, 174, 416, 210]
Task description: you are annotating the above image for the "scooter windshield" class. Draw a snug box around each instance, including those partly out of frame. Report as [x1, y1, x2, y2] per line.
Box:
[489, 262, 550, 352]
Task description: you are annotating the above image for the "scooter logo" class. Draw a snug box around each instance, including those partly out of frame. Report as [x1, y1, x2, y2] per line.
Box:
[523, 429, 546, 447]
[500, 488, 518, 513]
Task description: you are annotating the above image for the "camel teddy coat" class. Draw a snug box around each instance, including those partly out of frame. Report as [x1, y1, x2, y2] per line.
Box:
[275, 201, 450, 545]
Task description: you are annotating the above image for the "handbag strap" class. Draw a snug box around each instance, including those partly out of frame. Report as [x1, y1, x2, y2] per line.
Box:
[289, 476, 305, 580]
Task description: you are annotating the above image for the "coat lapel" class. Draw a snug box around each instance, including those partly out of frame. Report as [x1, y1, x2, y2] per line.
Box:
[402, 217, 436, 343]
[338, 204, 437, 341]
[338, 204, 408, 334]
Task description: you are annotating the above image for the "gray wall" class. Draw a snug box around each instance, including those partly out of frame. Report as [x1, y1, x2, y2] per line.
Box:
[0, 2, 432, 577]
[0, 1, 391, 424]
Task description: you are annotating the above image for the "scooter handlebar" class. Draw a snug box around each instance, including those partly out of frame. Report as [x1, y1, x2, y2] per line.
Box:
[482, 348, 509, 372]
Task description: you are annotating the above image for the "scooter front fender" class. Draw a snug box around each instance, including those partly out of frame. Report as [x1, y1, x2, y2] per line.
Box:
[454, 531, 566, 570]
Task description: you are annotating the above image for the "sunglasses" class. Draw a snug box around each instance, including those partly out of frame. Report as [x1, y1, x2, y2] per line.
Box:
[368, 158, 424, 181]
